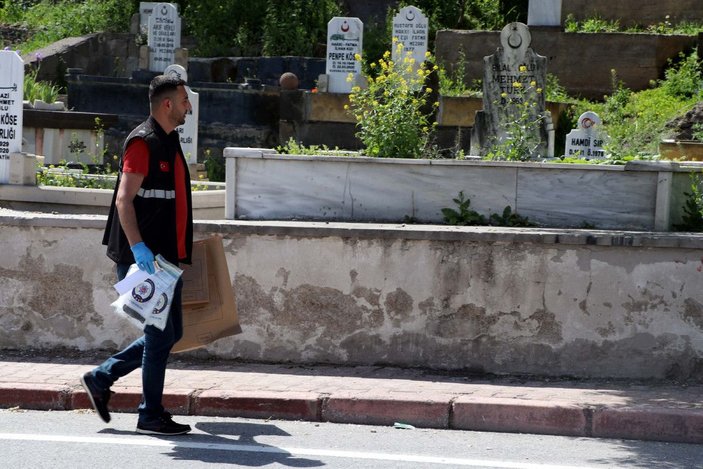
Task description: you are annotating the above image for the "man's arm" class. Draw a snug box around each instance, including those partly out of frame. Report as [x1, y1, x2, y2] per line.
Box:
[115, 171, 145, 246]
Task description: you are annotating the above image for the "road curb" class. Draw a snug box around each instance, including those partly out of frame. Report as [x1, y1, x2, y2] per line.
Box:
[192, 390, 321, 421]
[593, 406, 703, 444]
[3, 384, 703, 444]
[322, 393, 452, 428]
[0, 383, 71, 411]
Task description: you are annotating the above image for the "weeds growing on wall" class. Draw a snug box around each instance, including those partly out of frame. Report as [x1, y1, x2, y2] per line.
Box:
[441, 191, 534, 227]
[564, 14, 703, 35]
[673, 173, 703, 232]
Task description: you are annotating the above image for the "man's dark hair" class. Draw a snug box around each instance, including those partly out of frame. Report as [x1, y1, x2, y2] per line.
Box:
[149, 75, 186, 106]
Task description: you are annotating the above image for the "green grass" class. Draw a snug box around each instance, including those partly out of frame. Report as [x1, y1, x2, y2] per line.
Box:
[0, 0, 135, 53]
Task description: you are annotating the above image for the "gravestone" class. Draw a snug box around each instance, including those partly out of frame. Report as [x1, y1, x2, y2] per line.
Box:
[527, 0, 563, 27]
[139, 2, 159, 35]
[470, 22, 553, 159]
[0, 50, 24, 184]
[326, 17, 363, 94]
[148, 3, 181, 73]
[164, 64, 199, 164]
[391, 6, 429, 66]
[564, 111, 608, 159]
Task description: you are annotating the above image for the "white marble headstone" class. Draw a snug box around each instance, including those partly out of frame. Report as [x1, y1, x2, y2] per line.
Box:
[391, 6, 429, 66]
[164, 64, 199, 164]
[0, 51, 24, 184]
[326, 17, 363, 94]
[139, 2, 159, 34]
[527, 0, 562, 27]
[147, 3, 181, 73]
[564, 111, 608, 159]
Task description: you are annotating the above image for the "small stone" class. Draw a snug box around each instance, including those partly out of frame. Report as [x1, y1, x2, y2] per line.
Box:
[279, 72, 299, 90]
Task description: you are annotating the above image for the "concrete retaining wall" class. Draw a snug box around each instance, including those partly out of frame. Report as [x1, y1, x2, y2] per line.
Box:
[435, 30, 697, 100]
[224, 149, 702, 231]
[1, 211, 702, 380]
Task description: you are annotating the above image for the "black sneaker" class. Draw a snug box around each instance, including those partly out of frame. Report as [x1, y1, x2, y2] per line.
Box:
[136, 412, 191, 435]
[80, 372, 112, 423]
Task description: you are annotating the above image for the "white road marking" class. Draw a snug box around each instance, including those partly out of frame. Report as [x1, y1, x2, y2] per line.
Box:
[0, 432, 605, 469]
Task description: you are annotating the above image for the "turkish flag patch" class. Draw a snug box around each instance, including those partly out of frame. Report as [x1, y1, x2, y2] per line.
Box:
[159, 161, 170, 172]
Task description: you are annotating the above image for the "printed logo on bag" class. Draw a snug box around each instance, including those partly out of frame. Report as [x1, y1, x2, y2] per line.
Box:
[160, 161, 170, 172]
[132, 279, 156, 303]
[153, 293, 169, 314]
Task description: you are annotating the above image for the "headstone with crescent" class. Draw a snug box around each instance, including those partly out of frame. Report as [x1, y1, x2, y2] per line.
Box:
[164, 64, 199, 165]
[0, 50, 24, 184]
[470, 22, 552, 159]
[564, 111, 608, 159]
[527, 0, 562, 27]
[391, 6, 429, 66]
[325, 17, 363, 94]
[147, 3, 181, 73]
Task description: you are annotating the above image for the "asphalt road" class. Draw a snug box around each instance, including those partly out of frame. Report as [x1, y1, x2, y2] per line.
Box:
[1, 409, 701, 468]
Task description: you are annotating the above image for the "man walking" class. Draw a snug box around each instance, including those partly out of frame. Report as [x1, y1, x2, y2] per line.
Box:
[80, 75, 194, 435]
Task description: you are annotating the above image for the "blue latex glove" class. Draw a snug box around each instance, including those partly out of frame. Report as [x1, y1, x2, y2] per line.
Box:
[131, 242, 155, 275]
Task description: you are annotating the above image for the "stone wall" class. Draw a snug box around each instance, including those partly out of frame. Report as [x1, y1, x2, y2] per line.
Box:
[23, 33, 141, 85]
[435, 30, 697, 100]
[1, 211, 702, 381]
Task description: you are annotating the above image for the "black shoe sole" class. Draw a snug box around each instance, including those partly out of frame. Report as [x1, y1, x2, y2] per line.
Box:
[80, 374, 111, 423]
[136, 426, 191, 436]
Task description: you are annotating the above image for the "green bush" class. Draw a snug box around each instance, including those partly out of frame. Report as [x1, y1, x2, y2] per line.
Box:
[183, 0, 265, 57]
[348, 44, 438, 158]
[262, 0, 340, 56]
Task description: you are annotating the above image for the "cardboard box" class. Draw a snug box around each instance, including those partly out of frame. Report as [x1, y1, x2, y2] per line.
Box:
[172, 236, 242, 353]
[180, 242, 209, 305]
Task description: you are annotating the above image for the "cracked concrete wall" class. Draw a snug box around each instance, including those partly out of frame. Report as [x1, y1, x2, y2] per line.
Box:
[1, 213, 702, 380]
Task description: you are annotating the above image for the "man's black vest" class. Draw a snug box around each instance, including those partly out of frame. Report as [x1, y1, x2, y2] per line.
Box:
[103, 116, 193, 265]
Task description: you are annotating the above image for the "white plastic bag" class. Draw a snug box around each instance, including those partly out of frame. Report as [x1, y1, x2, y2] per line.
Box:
[111, 254, 183, 331]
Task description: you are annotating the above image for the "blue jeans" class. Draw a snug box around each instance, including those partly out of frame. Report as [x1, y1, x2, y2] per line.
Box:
[91, 263, 183, 423]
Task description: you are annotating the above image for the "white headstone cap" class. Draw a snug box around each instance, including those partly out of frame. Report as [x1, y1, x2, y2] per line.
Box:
[578, 111, 602, 130]
[164, 64, 188, 83]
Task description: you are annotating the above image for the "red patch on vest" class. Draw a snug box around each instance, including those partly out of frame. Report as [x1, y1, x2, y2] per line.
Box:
[160, 161, 170, 172]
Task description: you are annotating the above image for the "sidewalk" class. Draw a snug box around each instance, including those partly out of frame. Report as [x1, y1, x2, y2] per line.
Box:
[0, 353, 701, 444]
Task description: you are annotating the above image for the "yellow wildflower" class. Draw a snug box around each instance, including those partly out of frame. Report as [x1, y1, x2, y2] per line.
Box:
[536, 88, 543, 94]
[425, 87, 432, 93]
[501, 92, 508, 98]
[354, 53, 362, 61]
[513, 82, 522, 88]
[519, 65, 527, 72]
[425, 51, 431, 59]
[530, 80, 537, 87]
[343, 104, 349, 110]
